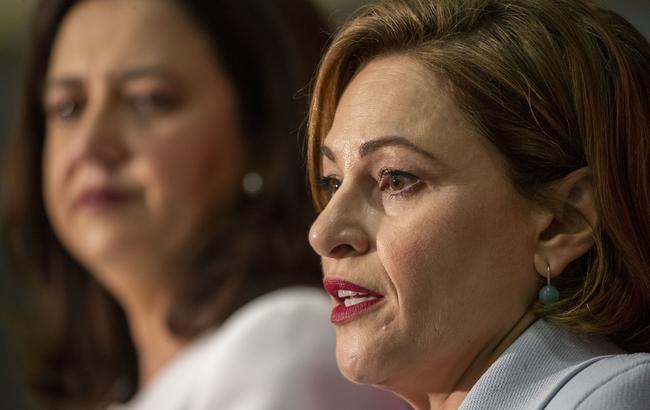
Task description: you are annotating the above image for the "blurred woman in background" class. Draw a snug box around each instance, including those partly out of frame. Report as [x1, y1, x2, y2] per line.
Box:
[0, 0, 404, 409]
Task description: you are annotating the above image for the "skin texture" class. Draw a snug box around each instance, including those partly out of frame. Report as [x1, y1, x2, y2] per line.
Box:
[42, 0, 245, 385]
[308, 55, 547, 409]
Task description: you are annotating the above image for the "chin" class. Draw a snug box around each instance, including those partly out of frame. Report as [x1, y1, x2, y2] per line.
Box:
[68, 228, 143, 269]
[335, 339, 395, 386]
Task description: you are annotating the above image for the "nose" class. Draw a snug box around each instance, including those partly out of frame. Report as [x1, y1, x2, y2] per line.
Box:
[82, 110, 127, 169]
[308, 186, 371, 259]
[76, 105, 128, 171]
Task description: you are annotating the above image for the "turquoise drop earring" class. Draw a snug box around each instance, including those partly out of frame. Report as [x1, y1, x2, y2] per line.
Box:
[538, 264, 559, 305]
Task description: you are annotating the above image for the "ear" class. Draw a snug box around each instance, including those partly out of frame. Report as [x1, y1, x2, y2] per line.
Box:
[533, 167, 598, 278]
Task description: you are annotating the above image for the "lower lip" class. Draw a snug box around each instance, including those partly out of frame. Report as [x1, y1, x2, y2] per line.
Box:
[330, 298, 384, 325]
[77, 191, 134, 209]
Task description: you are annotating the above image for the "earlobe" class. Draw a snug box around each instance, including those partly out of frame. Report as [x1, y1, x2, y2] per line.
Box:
[534, 167, 598, 278]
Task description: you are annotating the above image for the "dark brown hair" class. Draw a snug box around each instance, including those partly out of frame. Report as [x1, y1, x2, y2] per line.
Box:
[308, 0, 650, 351]
[0, 0, 327, 408]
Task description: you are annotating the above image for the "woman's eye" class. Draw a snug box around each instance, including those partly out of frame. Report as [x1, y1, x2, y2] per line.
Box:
[46, 99, 83, 121]
[378, 169, 422, 198]
[317, 175, 342, 197]
[127, 92, 177, 116]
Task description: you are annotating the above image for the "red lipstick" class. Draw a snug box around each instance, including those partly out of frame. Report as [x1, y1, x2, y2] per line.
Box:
[323, 278, 384, 325]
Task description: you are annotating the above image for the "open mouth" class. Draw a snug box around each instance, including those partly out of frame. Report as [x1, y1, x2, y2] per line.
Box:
[337, 289, 381, 307]
[323, 278, 385, 325]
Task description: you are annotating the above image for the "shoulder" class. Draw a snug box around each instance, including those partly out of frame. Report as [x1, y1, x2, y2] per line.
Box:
[190, 287, 403, 409]
[216, 286, 332, 345]
[194, 287, 334, 372]
[460, 320, 646, 410]
[548, 353, 650, 410]
[236, 286, 332, 321]
[117, 288, 402, 410]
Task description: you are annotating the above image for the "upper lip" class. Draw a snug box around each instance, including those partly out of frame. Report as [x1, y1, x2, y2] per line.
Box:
[75, 186, 136, 206]
[323, 277, 384, 303]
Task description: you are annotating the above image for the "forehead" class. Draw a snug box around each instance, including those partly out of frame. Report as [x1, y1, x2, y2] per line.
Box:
[48, 0, 213, 76]
[323, 54, 479, 156]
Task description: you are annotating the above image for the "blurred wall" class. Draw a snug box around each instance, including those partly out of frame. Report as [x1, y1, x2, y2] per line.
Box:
[1, 2, 36, 409]
[313, 0, 650, 36]
[0, 1, 648, 409]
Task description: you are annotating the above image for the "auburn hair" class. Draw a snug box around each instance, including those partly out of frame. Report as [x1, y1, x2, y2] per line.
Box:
[307, 0, 650, 352]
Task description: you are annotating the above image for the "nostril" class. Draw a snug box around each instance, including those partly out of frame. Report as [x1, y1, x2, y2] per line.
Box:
[330, 243, 355, 258]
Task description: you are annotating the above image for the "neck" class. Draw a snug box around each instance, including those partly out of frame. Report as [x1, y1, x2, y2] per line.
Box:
[93, 261, 188, 389]
[124, 289, 186, 388]
[400, 311, 537, 410]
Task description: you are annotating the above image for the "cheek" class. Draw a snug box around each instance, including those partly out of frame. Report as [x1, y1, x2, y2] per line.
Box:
[42, 137, 68, 222]
[377, 197, 474, 296]
[376, 191, 535, 332]
[133, 117, 244, 216]
[376, 203, 463, 336]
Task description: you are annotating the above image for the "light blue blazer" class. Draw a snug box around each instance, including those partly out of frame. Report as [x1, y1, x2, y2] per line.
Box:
[460, 319, 650, 409]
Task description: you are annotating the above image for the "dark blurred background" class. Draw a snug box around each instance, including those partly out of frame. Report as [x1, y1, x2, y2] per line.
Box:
[0, 0, 648, 409]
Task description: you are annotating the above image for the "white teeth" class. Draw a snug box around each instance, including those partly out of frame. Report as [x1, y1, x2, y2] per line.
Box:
[343, 296, 377, 307]
[338, 289, 367, 298]
[336, 289, 378, 307]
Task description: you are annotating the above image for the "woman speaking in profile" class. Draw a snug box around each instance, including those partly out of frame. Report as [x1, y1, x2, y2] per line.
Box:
[0, 0, 404, 409]
[307, 0, 650, 408]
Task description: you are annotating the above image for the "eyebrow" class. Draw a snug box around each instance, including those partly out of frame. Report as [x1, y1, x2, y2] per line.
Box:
[320, 136, 439, 162]
[44, 76, 82, 91]
[116, 66, 180, 84]
[43, 65, 180, 93]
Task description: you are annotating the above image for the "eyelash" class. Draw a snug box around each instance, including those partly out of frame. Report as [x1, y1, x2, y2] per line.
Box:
[44, 91, 178, 122]
[126, 92, 178, 115]
[316, 168, 423, 201]
[316, 175, 341, 199]
[45, 99, 84, 121]
[377, 168, 423, 199]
